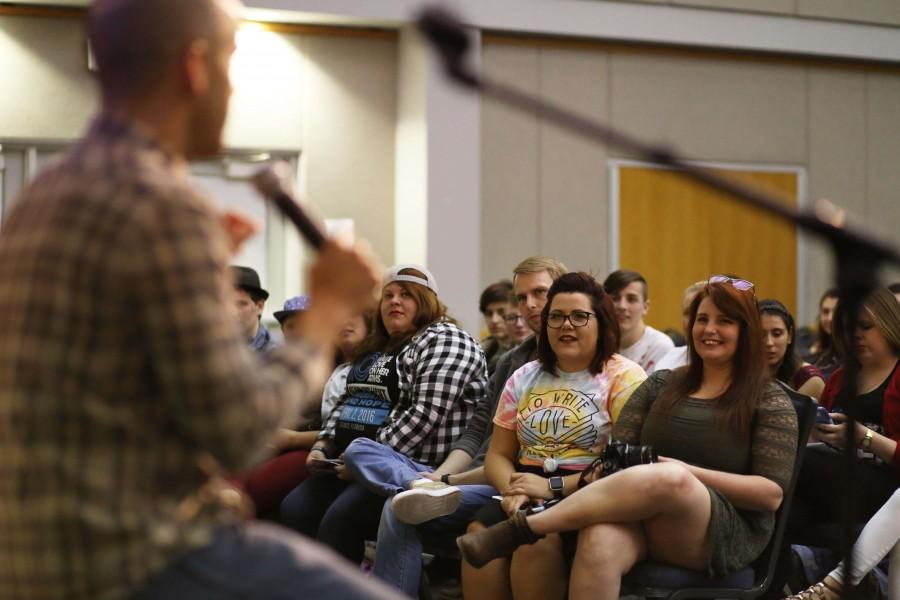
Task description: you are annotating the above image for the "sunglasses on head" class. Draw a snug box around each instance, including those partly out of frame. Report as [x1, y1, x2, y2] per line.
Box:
[708, 275, 755, 294]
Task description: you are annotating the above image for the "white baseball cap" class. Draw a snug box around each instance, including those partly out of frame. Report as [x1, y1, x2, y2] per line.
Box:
[383, 264, 438, 295]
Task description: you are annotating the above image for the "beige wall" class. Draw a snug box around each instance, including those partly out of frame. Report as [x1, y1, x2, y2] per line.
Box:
[481, 37, 900, 324]
[3, 11, 898, 324]
[298, 34, 397, 266]
[0, 14, 398, 266]
[0, 15, 97, 139]
[481, 42, 612, 282]
[614, 0, 900, 26]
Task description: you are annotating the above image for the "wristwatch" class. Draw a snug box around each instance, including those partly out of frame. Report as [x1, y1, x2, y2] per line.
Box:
[441, 473, 452, 485]
[860, 429, 874, 450]
[548, 476, 564, 499]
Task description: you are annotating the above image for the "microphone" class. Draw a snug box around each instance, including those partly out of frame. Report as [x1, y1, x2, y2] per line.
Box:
[416, 7, 478, 87]
[252, 162, 326, 250]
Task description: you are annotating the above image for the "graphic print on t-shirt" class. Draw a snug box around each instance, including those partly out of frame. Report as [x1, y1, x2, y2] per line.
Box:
[494, 358, 646, 470]
[335, 351, 398, 449]
[517, 387, 602, 462]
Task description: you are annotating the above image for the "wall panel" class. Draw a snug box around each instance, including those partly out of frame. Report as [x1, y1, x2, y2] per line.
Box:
[538, 47, 611, 274]
[796, 0, 900, 26]
[301, 35, 397, 266]
[610, 52, 807, 164]
[482, 35, 900, 329]
[866, 73, 900, 242]
[671, 0, 794, 15]
[481, 42, 541, 283]
[0, 15, 95, 138]
[805, 68, 867, 319]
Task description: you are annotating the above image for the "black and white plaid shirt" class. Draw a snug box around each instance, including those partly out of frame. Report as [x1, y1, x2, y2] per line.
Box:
[0, 114, 327, 599]
[323, 321, 487, 466]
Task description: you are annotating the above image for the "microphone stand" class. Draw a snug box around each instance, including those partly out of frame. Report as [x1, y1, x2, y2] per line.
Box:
[417, 7, 900, 597]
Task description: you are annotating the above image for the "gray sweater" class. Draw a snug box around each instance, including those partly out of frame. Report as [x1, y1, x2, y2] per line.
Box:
[450, 335, 537, 467]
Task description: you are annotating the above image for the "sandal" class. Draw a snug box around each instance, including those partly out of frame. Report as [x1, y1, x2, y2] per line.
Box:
[783, 578, 841, 600]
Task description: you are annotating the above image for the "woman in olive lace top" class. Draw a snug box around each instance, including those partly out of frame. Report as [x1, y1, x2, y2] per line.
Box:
[456, 276, 799, 600]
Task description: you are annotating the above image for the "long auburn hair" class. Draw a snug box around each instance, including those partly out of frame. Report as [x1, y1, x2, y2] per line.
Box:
[536, 272, 619, 375]
[356, 268, 455, 357]
[653, 281, 767, 437]
[759, 298, 802, 384]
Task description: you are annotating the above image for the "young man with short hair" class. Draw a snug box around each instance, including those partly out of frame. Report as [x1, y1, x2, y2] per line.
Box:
[479, 279, 514, 374]
[603, 269, 674, 374]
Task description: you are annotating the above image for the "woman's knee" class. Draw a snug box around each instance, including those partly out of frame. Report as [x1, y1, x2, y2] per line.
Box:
[631, 462, 698, 504]
[511, 534, 563, 566]
[341, 437, 380, 467]
[575, 523, 642, 572]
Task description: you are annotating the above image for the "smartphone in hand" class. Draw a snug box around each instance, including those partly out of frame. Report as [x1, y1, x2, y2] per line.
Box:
[815, 405, 833, 425]
[524, 498, 561, 515]
[310, 457, 344, 471]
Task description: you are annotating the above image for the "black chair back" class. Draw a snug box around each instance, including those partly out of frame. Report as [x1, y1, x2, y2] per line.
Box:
[743, 385, 817, 595]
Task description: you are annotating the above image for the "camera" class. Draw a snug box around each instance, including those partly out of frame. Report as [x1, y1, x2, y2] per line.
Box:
[595, 441, 657, 479]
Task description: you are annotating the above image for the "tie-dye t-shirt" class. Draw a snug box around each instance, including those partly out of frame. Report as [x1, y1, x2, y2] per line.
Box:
[493, 355, 647, 470]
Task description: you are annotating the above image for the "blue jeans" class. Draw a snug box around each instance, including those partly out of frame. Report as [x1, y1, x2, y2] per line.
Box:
[131, 521, 402, 599]
[280, 475, 385, 565]
[342, 438, 496, 597]
[342, 437, 433, 496]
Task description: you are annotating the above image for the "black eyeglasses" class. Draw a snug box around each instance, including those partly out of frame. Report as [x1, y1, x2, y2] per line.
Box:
[503, 314, 525, 324]
[708, 275, 755, 294]
[547, 310, 596, 328]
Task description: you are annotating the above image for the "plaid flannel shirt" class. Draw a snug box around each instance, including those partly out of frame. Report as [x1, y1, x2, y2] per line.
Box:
[323, 321, 487, 466]
[0, 114, 324, 600]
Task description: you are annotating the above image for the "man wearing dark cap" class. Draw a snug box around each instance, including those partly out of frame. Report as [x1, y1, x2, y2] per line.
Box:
[0, 0, 396, 599]
[231, 265, 278, 352]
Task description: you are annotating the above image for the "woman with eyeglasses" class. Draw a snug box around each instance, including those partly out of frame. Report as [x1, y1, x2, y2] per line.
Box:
[461, 272, 647, 600]
[760, 299, 826, 400]
[457, 276, 799, 600]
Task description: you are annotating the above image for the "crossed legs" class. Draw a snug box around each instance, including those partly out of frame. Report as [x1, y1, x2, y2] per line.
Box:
[458, 462, 713, 598]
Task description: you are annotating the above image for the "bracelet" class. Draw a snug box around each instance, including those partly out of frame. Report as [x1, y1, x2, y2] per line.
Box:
[441, 473, 452, 485]
[310, 445, 327, 454]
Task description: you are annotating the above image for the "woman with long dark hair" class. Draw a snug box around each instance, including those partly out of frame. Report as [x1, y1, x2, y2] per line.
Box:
[810, 288, 841, 380]
[457, 276, 799, 600]
[760, 298, 826, 400]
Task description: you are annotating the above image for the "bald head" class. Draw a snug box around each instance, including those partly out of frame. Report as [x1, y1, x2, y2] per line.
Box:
[88, 0, 241, 101]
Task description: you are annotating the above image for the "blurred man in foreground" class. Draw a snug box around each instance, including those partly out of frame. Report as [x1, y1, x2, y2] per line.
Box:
[0, 0, 398, 598]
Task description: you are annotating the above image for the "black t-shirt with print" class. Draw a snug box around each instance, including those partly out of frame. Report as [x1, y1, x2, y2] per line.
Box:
[334, 349, 402, 451]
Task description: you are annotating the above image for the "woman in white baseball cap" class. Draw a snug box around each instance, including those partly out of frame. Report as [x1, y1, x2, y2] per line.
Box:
[280, 264, 488, 566]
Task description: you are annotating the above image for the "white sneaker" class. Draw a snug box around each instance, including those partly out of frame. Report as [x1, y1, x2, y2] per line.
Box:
[391, 478, 462, 525]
